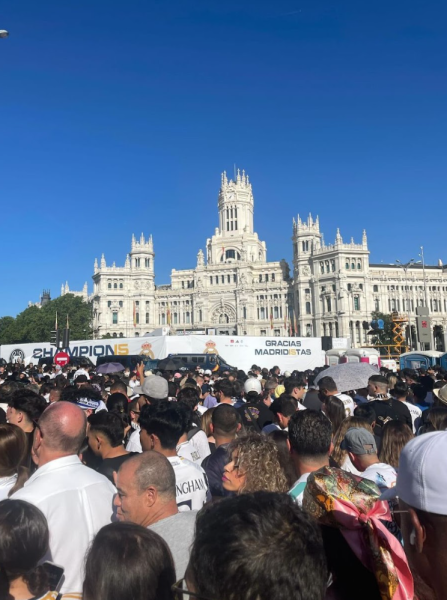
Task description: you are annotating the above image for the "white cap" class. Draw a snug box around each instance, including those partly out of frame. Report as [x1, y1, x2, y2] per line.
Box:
[204, 369, 212, 375]
[244, 378, 262, 394]
[283, 371, 291, 378]
[380, 431, 447, 515]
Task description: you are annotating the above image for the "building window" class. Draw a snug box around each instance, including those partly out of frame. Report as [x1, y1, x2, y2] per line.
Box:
[348, 284, 352, 291]
[135, 313, 139, 324]
[260, 307, 266, 320]
[306, 302, 311, 314]
[107, 301, 111, 307]
[227, 275, 231, 283]
[260, 330, 267, 336]
[221, 275, 225, 284]
[325, 261, 330, 273]
[243, 307, 247, 319]
[182, 281, 184, 289]
[215, 276, 218, 284]
[173, 313, 178, 324]
[320, 262, 324, 274]
[331, 260, 335, 272]
[274, 306, 279, 319]
[274, 329, 280, 336]
[112, 313, 118, 325]
[146, 313, 149, 324]
[265, 274, 269, 282]
[259, 274, 262, 282]
[302, 241, 309, 252]
[199, 309, 203, 321]
[357, 262, 362, 270]
[354, 296, 360, 311]
[226, 249, 235, 259]
[185, 312, 190, 324]
[272, 273, 275, 282]
[108, 282, 111, 289]
[345, 262, 349, 270]
[305, 288, 310, 294]
[326, 297, 332, 312]
[119, 283, 123, 289]
[359, 284, 363, 290]
[332, 285, 336, 292]
[233, 274, 237, 283]
[373, 285, 378, 292]
[210, 277, 213, 285]
[114, 283, 117, 289]
[375, 299, 380, 311]
[351, 262, 355, 270]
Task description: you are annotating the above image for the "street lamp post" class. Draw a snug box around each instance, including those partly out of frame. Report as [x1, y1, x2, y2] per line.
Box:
[396, 259, 420, 351]
[419, 246, 434, 350]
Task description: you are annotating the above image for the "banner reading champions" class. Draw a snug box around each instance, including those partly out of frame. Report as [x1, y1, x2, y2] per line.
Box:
[0, 335, 324, 372]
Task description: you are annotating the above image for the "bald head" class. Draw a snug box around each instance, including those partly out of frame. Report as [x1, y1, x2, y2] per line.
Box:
[39, 401, 87, 454]
[121, 451, 176, 502]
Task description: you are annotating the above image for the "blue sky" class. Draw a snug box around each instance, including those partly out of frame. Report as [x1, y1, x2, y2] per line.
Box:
[1, 0, 446, 317]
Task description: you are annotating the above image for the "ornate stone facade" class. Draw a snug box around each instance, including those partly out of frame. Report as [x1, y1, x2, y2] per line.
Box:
[64, 171, 447, 348]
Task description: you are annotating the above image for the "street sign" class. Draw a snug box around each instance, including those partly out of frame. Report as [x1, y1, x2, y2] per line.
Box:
[54, 351, 70, 367]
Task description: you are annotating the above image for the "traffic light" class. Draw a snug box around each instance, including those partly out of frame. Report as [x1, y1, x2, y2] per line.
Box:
[50, 329, 61, 348]
[62, 328, 70, 349]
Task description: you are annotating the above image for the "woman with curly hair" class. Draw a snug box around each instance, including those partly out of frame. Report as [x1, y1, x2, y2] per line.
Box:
[222, 432, 289, 494]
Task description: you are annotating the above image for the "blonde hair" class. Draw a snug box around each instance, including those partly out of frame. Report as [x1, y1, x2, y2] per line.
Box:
[331, 416, 373, 468]
[200, 407, 215, 437]
[378, 421, 413, 469]
[387, 374, 398, 391]
[227, 433, 289, 494]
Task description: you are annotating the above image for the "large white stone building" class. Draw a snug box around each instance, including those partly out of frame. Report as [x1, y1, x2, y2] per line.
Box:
[63, 170, 447, 349]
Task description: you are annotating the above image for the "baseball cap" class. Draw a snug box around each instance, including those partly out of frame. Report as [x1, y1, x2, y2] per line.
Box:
[244, 378, 262, 394]
[380, 431, 447, 515]
[433, 384, 447, 405]
[133, 375, 168, 399]
[340, 428, 377, 455]
[204, 369, 212, 375]
[283, 371, 291, 378]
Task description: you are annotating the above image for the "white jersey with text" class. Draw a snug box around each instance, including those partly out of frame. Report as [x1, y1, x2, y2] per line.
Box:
[168, 456, 210, 511]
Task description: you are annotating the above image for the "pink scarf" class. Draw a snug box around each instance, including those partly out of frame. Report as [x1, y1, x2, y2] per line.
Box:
[303, 467, 414, 600]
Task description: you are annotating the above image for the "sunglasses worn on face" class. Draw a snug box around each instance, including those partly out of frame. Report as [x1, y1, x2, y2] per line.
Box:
[172, 579, 214, 600]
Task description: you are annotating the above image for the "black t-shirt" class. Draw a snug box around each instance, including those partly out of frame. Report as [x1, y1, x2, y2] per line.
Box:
[237, 402, 274, 432]
[303, 389, 323, 411]
[97, 453, 139, 483]
[368, 398, 412, 436]
[201, 443, 234, 499]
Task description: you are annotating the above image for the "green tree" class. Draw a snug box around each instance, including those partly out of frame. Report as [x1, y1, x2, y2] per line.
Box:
[0, 294, 93, 345]
[370, 312, 403, 355]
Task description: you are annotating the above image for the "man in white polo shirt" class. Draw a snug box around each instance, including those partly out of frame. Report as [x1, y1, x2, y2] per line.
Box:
[12, 401, 116, 594]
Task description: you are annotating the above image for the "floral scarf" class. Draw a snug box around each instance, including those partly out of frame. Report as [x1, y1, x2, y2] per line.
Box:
[303, 467, 413, 600]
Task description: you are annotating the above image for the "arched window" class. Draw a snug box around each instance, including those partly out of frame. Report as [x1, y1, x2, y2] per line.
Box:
[225, 249, 236, 260]
[108, 282, 112, 289]
[114, 282, 117, 289]
[119, 282, 123, 289]
[351, 262, 355, 270]
[357, 262, 362, 270]
[306, 302, 311, 314]
[345, 262, 349, 270]
[199, 309, 203, 321]
[331, 260, 335, 272]
[325, 261, 330, 273]
[243, 307, 247, 319]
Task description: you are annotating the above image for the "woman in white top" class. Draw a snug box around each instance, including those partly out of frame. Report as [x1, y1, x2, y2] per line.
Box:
[0, 424, 29, 500]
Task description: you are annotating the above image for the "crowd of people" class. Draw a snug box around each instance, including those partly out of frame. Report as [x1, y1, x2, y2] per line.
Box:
[1, 357, 447, 599]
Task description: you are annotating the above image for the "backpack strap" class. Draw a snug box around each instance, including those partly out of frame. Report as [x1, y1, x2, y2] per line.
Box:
[187, 427, 201, 441]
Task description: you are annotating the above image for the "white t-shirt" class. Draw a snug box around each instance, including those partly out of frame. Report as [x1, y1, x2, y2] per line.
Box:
[126, 428, 142, 453]
[336, 393, 355, 417]
[168, 456, 210, 512]
[402, 401, 422, 433]
[177, 440, 202, 464]
[188, 428, 211, 464]
[0, 474, 17, 500]
[362, 462, 397, 493]
[289, 472, 311, 506]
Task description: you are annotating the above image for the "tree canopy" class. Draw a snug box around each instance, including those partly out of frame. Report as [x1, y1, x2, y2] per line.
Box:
[0, 294, 93, 345]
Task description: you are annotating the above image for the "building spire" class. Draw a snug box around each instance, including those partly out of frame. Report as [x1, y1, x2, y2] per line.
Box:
[335, 228, 342, 244]
[362, 229, 368, 247]
[101, 253, 106, 268]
